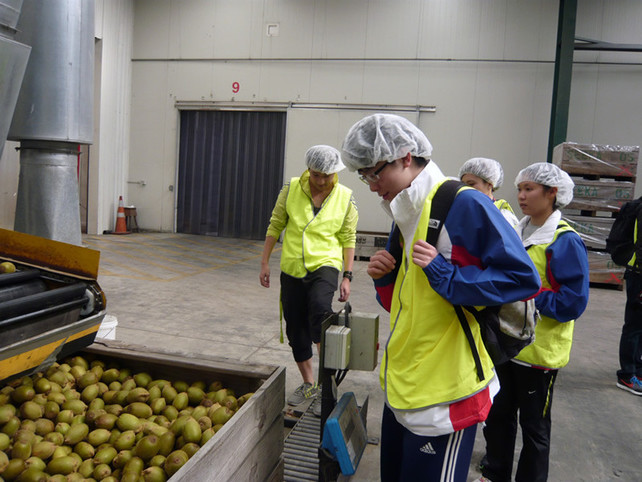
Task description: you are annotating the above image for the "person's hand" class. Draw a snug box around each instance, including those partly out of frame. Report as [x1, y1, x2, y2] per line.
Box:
[259, 264, 270, 288]
[412, 240, 438, 268]
[367, 250, 396, 280]
[338, 277, 351, 302]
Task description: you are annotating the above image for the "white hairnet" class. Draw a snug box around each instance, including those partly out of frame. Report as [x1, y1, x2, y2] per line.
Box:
[515, 162, 574, 208]
[459, 157, 504, 190]
[305, 145, 345, 174]
[341, 114, 433, 171]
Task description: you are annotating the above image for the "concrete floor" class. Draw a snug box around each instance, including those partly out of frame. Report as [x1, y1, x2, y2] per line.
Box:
[84, 232, 641, 482]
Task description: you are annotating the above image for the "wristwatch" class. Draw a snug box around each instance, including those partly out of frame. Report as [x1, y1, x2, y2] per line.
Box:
[343, 271, 353, 282]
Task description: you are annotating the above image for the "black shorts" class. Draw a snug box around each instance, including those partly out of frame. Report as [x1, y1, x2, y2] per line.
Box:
[280, 267, 338, 362]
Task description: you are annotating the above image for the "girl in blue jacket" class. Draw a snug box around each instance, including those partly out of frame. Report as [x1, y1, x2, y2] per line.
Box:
[478, 162, 590, 482]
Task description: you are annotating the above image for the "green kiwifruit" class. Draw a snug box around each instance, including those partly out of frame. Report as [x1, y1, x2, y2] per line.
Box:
[93, 462, 112, 480]
[87, 428, 111, 447]
[182, 418, 201, 444]
[112, 449, 133, 469]
[148, 454, 166, 467]
[73, 440, 95, 460]
[134, 434, 160, 460]
[0, 403, 16, 424]
[46, 455, 78, 475]
[117, 413, 142, 432]
[181, 442, 199, 458]
[210, 406, 233, 425]
[78, 458, 95, 478]
[94, 413, 118, 430]
[33, 418, 54, 436]
[172, 392, 189, 411]
[100, 368, 120, 384]
[157, 430, 175, 457]
[133, 372, 152, 388]
[63, 422, 89, 445]
[81, 384, 100, 403]
[11, 385, 36, 404]
[31, 440, 56, 460]
[142, 465, 167, 482]
[164, 449, 188, 477]
[186, 387, 205, 405]
[125, 402, 152, 419]
[33, 378, 51, 394]
[161, 385, 177, 404]
[93, 445, 117, 466]
[113, 430, 137, 451]
[11, 439, 32, 460]
[126, 387, 150, 404]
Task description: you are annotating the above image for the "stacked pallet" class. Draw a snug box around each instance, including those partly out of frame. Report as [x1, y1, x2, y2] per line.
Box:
[553, 142, 640, 289]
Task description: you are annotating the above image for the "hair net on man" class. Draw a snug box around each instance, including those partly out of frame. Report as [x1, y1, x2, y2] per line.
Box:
[459, 157, 504, 190]
[305, 145, 346, 174]
[515, 162, 575, 208]
[341, 114, 433, 171]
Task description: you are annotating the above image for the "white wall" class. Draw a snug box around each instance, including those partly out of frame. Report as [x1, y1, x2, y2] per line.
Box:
[2, 0, 642, 235]
[126, 0, 642, 234]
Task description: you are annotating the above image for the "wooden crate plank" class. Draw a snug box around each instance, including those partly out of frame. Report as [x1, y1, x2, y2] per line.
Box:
[173, 366, 285, 481]
[553, 142, 639, 178]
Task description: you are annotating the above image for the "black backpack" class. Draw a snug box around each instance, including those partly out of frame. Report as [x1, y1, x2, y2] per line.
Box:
[606, 197, 642, 268]
[427, 180, 538, 381]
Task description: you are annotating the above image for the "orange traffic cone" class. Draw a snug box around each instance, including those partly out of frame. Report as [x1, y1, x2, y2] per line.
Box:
[114, 196, 130, 235]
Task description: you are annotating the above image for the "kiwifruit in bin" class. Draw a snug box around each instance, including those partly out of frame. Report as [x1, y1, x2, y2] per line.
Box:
[142, 464, 167, 482]
[93, 462, 112, 480]
[127, 387, 150, 404]
[111, 449, 133, 469]
[46, 455, 78, 475]
[163, 449, 188, 477]
[114, 430, 137, 451]
[133, 372, 152, 388]
[125, 402, 152, 419]
[15, 466, 48, 482]
[78, 458, 95, 478]
[134, 434, 160, 460]
[148, 454, 166, 467]
[3, 458, 26, 480]
[93, 445, 118, 466]
[73, 441, 95, 460]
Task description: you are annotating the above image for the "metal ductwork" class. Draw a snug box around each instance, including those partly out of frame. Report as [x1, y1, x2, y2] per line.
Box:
[0, 0, 30, 158]
[8, 0, 94, 245]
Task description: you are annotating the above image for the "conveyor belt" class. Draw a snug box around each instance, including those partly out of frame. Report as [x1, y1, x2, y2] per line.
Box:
[283, 408, 321, 481]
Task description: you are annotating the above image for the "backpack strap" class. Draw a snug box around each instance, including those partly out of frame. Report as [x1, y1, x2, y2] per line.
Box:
[426, 180, 466, 245]
[425, 180, 486, 381]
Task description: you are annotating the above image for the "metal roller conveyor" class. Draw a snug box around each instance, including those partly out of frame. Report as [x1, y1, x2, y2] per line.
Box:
[0, 270, 47, 303]
[0, 228, 107, 382]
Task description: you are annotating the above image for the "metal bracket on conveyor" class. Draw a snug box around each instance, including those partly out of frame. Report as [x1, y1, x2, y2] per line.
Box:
[283, 303, 371, 482]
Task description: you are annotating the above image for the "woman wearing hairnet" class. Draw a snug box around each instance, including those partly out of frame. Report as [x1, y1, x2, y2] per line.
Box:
[259, 145, 358, 409]
[459, 157, 519, 227]
[478, 162, 590, 482]
[341, 114, 540, 482]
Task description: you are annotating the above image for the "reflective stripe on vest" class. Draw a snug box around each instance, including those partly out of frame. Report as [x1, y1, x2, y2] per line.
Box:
[382, 180, 493, 410]
[281, 177, 352, 278]
[515, 221, 576, 369]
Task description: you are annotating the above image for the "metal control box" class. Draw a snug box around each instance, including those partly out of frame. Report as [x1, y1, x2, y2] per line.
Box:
[347, 312, 379, 371]
[324, 325, 351, 369]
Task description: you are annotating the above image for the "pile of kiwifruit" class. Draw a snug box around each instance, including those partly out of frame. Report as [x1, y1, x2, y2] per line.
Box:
[0, 354, 253, 481]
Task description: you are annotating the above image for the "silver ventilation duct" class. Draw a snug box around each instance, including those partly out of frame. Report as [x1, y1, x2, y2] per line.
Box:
[8, 0, 94, 245]
[0, 0, 30, 158]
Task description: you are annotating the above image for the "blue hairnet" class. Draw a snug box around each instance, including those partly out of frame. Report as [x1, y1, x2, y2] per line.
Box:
[341, 114, 433, 171]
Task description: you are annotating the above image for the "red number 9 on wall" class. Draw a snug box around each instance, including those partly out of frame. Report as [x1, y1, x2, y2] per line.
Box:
[232, 82, 240, 93]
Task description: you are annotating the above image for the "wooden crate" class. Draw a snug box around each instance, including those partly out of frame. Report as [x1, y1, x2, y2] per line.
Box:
[82, 340, 285, 482]
[566, 178, 635, 213]
[553, 142, 639, 178]
[587, 249, 625, 288]
[563, 215, 614, 250]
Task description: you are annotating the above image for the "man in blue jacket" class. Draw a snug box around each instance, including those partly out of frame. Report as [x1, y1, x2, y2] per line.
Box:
[341, 113, 541, 482]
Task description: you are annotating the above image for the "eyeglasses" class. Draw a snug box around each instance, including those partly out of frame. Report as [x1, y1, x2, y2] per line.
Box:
[358, 162, 390, 185]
